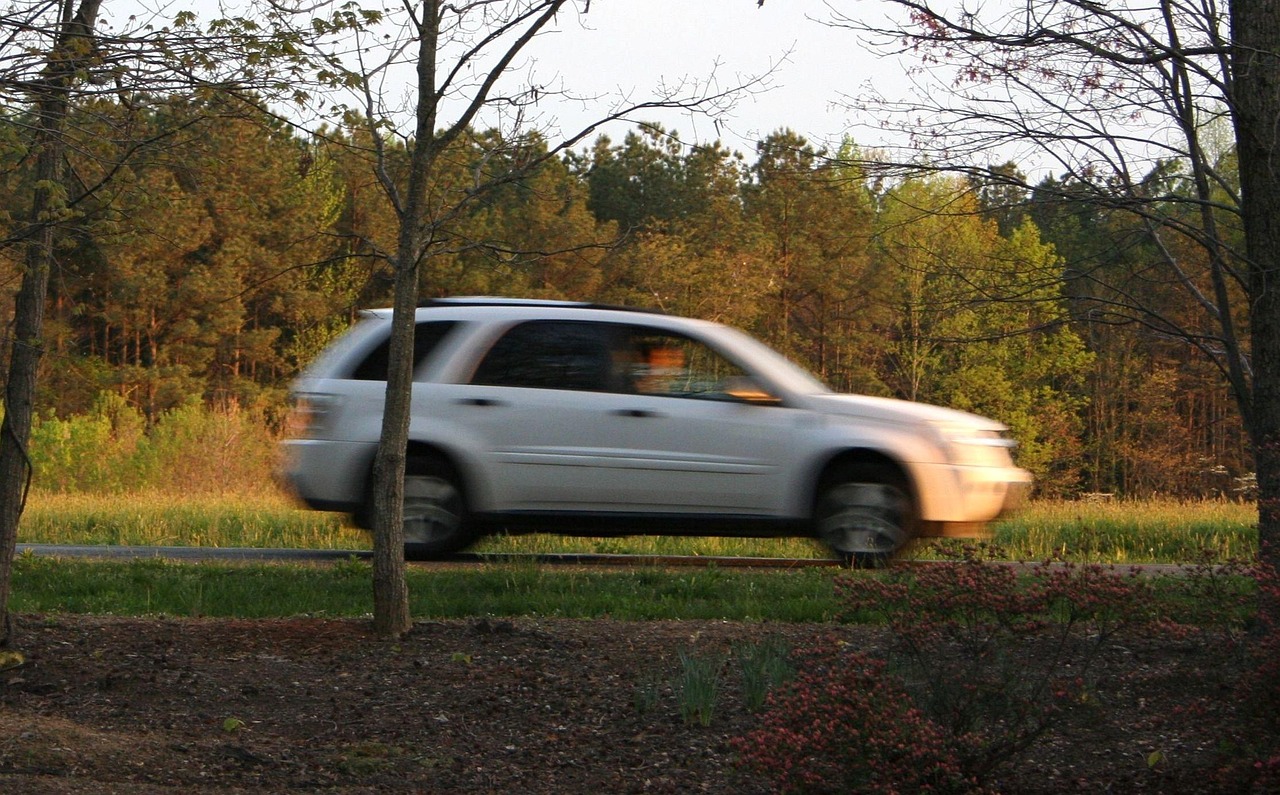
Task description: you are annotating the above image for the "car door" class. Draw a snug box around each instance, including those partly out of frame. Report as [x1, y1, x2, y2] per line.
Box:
[431, 319, 643, 512]
[594, 325, 801, 515]
[432, 319, 800, 516]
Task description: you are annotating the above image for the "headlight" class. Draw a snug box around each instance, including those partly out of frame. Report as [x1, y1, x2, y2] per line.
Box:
[931, 423, 1017, 466]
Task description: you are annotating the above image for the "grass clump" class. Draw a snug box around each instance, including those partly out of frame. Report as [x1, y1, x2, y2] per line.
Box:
[676, 649, 723, 727]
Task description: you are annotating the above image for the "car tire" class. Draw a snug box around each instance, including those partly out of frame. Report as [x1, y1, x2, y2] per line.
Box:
[814, 464, 916, 567]
[402, 456, 473, 560]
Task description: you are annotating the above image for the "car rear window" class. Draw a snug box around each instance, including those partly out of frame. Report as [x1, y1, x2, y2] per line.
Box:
[470, 320, 614, 391]
[348, 321, 458, 381]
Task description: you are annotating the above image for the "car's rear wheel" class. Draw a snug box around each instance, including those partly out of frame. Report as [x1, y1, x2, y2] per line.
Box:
[402, 457, 473, 559]
[814, 464, 916, 567]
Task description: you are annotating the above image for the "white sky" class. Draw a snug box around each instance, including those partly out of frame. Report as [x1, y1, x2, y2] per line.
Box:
[532, 0, 905, 155]
[122, 0, 912, 157]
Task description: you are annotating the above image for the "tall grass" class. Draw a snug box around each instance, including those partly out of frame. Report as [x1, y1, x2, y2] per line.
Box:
[19, 491, 365, 549]
[991, 498, 1257, 563]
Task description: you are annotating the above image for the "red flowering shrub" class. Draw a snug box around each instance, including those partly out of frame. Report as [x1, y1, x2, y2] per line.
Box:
[732, 641, 975, 794]
[834, 547, 1155, 779]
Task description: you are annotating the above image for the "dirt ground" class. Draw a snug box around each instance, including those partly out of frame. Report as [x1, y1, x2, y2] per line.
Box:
[0, 613, 1269, 793]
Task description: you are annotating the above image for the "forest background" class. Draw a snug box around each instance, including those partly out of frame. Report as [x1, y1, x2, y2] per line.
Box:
[0, 100, 1245, 501]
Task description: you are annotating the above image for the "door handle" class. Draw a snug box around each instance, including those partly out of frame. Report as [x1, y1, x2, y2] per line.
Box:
[455, 397, 505, 407]
[611, 408, 662, 418]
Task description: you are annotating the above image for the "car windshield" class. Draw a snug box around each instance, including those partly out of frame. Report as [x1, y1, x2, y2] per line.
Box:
[702, 324, 833, 395]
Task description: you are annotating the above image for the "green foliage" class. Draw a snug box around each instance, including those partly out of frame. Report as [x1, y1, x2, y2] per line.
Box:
[631, 670, 664, 715]
[27, 396, 283, 496]
[734, 636, 795, 713]
[28, 393, 143, 492]
[9, 556, 843, 621]
[676, 649, 723, 726]
[874, 177, 1093, 492]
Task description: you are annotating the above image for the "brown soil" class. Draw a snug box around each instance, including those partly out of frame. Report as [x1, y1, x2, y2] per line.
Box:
[0, 613, 1265, 793]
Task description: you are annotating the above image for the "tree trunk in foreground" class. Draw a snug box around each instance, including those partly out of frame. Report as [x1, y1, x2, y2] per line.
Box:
[1231, 0, 1280, 577]
[0, 0, 102, 647]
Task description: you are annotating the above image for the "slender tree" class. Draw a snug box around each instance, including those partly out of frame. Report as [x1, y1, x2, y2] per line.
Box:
[0, 1, 337, 645]
[274, 0, 771, 636]
[0, 0, 103, 647]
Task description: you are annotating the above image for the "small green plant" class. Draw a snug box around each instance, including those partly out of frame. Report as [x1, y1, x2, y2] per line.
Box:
[734, 636, 794, 713]
[331, 555, 371, 578]
[676, 649, 722, 727]
[337, 742, 405, 775]
[221, 717, 245, 733]
[631, 670, 663, 715]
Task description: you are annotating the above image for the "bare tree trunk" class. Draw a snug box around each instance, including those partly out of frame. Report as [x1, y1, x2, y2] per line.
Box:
[368, 257, 414, 637]
[1232, 0, 1280, 575]
[367, 0, 446, 639]
[0, 0, 102, 647]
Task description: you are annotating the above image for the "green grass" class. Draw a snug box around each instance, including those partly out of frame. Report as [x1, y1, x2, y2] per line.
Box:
[19, 490, 1259, 565]
[9, 553, 843, 621]
[10, 549, 1259, 627]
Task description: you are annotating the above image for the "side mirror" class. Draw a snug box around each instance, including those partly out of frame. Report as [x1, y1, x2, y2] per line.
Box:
[722, 376, 783, 406]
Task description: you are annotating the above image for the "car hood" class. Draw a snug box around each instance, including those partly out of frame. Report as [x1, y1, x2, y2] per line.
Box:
[802, 393, 1008, 431]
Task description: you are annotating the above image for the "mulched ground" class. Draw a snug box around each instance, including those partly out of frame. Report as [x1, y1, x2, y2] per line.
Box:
[0, 613, 1271, 793]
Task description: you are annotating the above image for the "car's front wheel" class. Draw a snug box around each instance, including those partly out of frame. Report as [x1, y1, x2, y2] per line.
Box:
[814, 465, 916, 567]
[402, 457, 473, 559]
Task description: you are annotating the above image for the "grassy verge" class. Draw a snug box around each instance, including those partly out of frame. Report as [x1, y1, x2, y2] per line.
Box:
[19, 491, 1259, 564]
[11, 550, 1258, 626]
[10, 553, 843, 621]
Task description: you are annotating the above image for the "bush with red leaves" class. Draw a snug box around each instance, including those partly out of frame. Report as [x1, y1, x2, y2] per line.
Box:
[732, 641, 977, 794]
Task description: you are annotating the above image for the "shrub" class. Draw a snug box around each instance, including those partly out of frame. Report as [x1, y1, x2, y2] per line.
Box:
[27, 393, 282, 495]
[733, 641, 974, 794]
[28, 393, 146, 492]
[834, 548, 1156, 780]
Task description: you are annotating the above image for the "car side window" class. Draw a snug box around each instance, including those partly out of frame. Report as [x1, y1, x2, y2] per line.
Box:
[470, 320, 615, 391]
[624, 328, 750, 399]
[349, 321, 458, 381]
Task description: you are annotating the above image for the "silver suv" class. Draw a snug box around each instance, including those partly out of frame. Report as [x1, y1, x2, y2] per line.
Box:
[281, 298, 1032, 564]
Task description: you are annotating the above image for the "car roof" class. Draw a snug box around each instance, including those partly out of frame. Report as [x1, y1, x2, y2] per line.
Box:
[357, 297, 671, 323]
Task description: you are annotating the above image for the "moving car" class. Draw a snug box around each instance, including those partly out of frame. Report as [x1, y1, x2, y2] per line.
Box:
[281, 298, 1032, 564]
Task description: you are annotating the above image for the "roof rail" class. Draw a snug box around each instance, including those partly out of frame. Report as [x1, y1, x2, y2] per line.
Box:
[417, 296, 666, 315]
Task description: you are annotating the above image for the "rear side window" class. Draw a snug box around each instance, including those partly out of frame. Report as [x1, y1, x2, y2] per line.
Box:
[349, 321, 458, 381]
[471, 320, 614, 391]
